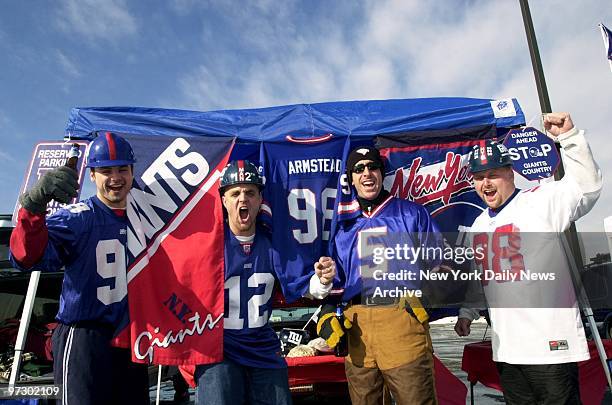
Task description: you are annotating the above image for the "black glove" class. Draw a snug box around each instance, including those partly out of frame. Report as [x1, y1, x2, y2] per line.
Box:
[316, 304, 352, 349]
[19, 166, 79, 214]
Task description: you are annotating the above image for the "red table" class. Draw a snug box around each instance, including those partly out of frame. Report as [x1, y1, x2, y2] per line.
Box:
[286, 355, 346, 385]
[461, 340, 612, 405]
[286, 354, 467, 404]
[181, 354, 467, 404]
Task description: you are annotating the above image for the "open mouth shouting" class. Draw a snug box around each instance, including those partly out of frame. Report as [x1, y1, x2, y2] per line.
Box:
[221, 183, 262, 236]
[356, 177, 381, 200]
[238, 206, 250, 224]
[481, 185, 512, 209]
[471, 167, 515, 210]
[352, 160, 383, 200]
[103, 181, 129, 202]
[482, 188, 497, 202]
[361, 179, 378, 192]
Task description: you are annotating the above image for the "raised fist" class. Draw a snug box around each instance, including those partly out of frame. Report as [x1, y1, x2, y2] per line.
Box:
[543, 112, 574, 137]
[20, 166, 79, 214]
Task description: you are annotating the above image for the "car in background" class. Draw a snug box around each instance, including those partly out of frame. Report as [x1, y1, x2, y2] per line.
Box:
[0, 214, 61, 384]
[268, 303, 349, 404]
[581, 254, 612, 339]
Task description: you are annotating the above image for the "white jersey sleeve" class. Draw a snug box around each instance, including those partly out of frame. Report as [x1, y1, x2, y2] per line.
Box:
[304, 273, 333, 300]
[524, 128, 602, 232]
[557, 128, 602, 221]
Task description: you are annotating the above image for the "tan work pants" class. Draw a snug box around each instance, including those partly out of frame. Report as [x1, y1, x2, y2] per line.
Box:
[343, 304, 437, 405]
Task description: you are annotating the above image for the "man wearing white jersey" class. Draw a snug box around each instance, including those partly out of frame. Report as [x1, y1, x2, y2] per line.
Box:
[454, 112, 602, 404]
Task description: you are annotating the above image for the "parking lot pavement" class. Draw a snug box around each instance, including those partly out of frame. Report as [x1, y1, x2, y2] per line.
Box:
[431, 318, 506, 404]
[149, 319, 612, 404]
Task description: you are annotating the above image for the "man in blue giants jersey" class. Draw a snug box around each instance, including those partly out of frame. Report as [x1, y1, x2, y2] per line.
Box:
[195, 160, 335, 405]
[316, 146, 442, 405]
[10, 132, 148, 405]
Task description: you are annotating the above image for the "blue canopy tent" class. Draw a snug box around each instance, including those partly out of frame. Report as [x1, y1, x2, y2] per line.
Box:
[62, 97, 526, 321]
[65, 97, 525, 141]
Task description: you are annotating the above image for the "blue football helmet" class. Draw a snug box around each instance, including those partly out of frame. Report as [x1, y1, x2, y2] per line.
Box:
[219, 160, 264, 194]
[468, 139, 513, 173]
[86, 132, 136, 168]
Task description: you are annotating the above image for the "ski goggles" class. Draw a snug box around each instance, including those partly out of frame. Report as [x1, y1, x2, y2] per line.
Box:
[352, 162, 382, 174]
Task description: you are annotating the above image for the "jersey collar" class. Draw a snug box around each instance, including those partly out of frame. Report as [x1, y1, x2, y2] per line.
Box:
[92, 195, 128, 220]
[362, 194, 393, 218]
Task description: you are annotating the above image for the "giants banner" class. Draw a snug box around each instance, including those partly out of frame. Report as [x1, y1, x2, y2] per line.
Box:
[376, 126, 495, 236]
[374, 127, 497, 319]
[123, 133, 234, 365]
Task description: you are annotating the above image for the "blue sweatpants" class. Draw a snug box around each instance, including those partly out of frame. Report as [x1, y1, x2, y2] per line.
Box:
[52, 322, 149, 405]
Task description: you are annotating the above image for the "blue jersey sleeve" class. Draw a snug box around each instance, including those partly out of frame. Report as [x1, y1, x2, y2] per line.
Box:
[43, 206, 87, 269]
[9, 204, 86, 273]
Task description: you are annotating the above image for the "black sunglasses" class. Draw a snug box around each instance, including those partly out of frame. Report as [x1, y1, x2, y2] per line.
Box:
[352, 162, 382, 174]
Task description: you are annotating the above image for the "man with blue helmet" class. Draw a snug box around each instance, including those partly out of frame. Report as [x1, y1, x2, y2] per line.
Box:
[195, 160, 335, 405]
[10, 131, 148, 404]
[455, 113, 602, 404]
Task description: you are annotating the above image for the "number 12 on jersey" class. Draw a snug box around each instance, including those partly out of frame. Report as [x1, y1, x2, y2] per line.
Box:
[224, 272, 275, 329]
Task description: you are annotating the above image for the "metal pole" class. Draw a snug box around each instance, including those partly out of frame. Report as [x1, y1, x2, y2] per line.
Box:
[518, 0, 583, 242]
[155, 364, 162, 405]
[561, 237, 612, 390]
[9, 271, 41, 387]
[519, 0, 611, 391]
[519, 0, 552, 114]
[519, 0, 582, 268]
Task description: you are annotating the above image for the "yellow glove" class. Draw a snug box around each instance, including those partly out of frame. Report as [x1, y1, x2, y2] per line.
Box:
[316, 305, 352, 348]
[398, 296, 429, 324]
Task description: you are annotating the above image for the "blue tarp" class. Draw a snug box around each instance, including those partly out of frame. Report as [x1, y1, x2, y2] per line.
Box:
[64, 97, 525, 140]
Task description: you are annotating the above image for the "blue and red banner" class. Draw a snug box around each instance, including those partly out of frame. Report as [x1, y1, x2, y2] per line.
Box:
[376, 126, 496, 236]
[120, 133, 235, 365]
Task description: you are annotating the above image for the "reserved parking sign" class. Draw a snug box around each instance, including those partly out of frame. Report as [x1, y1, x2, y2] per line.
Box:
[13, 141, 89, 221]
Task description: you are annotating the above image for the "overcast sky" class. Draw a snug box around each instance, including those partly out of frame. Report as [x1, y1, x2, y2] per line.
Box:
[1, 0, 611, 238]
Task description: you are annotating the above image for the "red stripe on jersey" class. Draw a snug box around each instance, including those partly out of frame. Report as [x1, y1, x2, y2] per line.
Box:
[363, 195, 393, 218]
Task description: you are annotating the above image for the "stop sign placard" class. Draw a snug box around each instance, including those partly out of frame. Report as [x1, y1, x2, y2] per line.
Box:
[503, 127, 560, 181]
